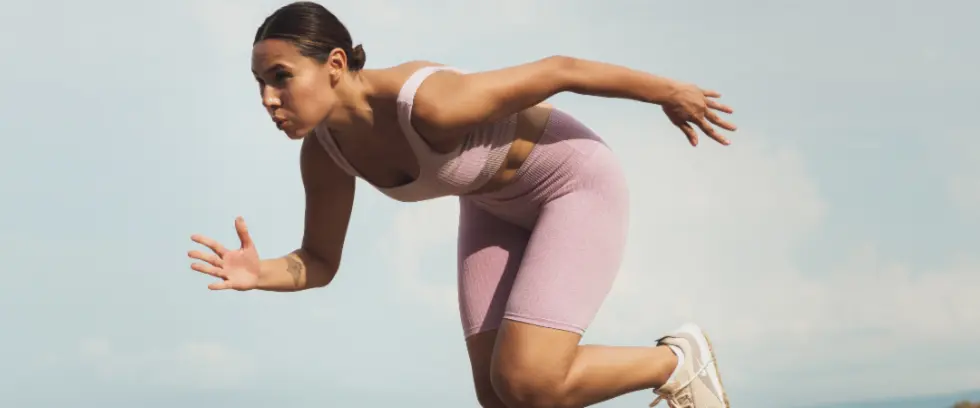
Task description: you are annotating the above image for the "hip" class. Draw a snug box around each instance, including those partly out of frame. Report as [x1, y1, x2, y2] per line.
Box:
[462, 108, 629, 229]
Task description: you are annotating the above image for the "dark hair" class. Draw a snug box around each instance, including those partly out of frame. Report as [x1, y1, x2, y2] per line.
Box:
[253, 1, 366, 71]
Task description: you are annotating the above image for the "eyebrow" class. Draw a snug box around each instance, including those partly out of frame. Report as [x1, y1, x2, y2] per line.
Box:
[251, 63, 288, 78]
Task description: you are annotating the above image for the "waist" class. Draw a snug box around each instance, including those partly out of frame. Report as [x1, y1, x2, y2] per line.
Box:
[461, 110, 619, 228]
[464, 103, 554, 195]
[376, 104, 564, 202]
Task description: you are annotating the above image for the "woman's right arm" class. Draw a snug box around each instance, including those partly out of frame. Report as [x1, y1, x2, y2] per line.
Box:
[256, 136, 355, 292]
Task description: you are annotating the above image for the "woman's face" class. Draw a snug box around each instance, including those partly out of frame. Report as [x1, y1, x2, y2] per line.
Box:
[251, 39, 339, 139]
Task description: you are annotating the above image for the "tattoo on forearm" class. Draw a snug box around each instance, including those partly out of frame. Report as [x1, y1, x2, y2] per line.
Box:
[286, 256, 304, 287]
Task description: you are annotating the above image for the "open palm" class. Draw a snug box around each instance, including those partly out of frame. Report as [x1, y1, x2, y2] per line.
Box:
[188, 217, 260, 291]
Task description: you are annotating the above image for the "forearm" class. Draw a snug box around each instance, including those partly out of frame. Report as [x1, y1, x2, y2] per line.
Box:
[256, 249, 336, 292]
[557, 57, 681, 105]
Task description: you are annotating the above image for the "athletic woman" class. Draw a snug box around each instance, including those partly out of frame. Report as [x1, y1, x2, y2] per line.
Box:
[187, 2, 737, 407]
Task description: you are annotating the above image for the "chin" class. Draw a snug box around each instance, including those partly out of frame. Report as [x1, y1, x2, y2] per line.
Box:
[284, 127, 311, 140]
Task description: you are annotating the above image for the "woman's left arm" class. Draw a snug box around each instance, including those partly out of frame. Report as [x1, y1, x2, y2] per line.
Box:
[411, 55, 736, 146]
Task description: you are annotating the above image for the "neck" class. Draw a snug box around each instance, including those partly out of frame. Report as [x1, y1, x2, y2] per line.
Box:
[328, 72, 375, 134]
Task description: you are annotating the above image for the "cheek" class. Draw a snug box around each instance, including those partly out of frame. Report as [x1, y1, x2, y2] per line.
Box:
[277, 89, 302, 114]
[296, 88, 336, 120]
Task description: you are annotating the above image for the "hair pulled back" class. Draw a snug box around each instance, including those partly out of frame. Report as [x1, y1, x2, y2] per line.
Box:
[254, 1, 366, 71]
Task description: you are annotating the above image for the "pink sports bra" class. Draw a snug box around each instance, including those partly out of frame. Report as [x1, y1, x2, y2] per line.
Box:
[314, 66, 517, 202]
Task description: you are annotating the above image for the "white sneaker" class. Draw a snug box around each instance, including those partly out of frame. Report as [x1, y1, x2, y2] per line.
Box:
[650, 323, 730, 408]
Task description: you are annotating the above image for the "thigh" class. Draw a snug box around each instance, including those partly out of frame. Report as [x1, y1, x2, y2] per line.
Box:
[502, 183, 630, 335]
[490, 179, 630, 403]
[457, 197, 531, 339]
[458, 198, 530, 407]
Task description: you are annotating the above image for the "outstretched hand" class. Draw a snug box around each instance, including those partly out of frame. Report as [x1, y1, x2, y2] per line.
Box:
[661, 81, 737, 147]
[188, 216, 261, 291]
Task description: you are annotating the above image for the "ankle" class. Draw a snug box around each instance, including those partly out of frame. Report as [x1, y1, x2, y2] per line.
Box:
[662, 344, 685, 388]
[650, 345, 681, 388]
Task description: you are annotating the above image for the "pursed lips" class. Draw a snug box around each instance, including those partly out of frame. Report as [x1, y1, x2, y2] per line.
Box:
[272, 117, 286, 129]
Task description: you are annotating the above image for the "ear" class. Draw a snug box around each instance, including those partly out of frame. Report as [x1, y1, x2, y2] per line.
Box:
[325, 47, 349, 79]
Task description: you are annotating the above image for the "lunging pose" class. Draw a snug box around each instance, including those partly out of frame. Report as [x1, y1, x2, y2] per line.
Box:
[187, 2, 737, 407]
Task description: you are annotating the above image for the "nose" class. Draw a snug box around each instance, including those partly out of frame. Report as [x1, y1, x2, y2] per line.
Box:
[260, 85, 281, 111]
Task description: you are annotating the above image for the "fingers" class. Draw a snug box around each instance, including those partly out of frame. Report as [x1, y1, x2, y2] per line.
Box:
[667, 112, 699, 146]
[235, 216, 254, 249]
[190, 262, 227, 279]
[663, 94, 735, 147]
[701, 94, 736, 144]
[675, 120, 699, 146]
[696, 91, 737, 144]
[706, 99, 734, 115]
[705, 110, 738, 132]
[702, 89, 722, 98]
[188, 250, 222, 267]
[208, 281, 233, 291]
[191, 234, 228, 256]
[695, 118, 730, 146]
[701, 88, 734, 114]
[682, 123, 699, 146]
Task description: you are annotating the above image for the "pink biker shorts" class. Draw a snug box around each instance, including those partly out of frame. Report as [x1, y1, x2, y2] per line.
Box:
[457, 108, 630, 338]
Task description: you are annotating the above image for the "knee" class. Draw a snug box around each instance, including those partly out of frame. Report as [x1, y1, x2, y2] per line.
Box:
[490, 363, 573, 408]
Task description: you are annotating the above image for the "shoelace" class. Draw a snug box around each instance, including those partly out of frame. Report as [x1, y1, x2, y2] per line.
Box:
[649, 357, 715, 408]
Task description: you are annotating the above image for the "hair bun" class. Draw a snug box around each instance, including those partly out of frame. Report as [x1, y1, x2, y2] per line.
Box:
[349, 44, 366, 70]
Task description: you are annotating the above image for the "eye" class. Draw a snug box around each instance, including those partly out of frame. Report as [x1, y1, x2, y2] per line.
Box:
[273, 70, 292, 84]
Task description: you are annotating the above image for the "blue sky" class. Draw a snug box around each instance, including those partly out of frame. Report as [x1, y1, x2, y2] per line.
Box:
[1, 0, 978, 407]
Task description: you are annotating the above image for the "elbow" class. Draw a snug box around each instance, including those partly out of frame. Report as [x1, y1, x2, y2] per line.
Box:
[540, 55, 579, 93]
[297, 248, 339, 289]
[542, 54, 576, 68]
[311, 256, 339, 289]
[308, 276, 333, 290]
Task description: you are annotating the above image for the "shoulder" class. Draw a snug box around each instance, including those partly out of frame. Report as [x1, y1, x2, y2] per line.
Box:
[365, 61, 470, 130]
[367, 60, 464, 100]
[382, 60, 453, 78]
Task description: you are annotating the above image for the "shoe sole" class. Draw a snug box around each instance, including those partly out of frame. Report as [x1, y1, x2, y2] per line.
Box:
[700, 328, 730, 408]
